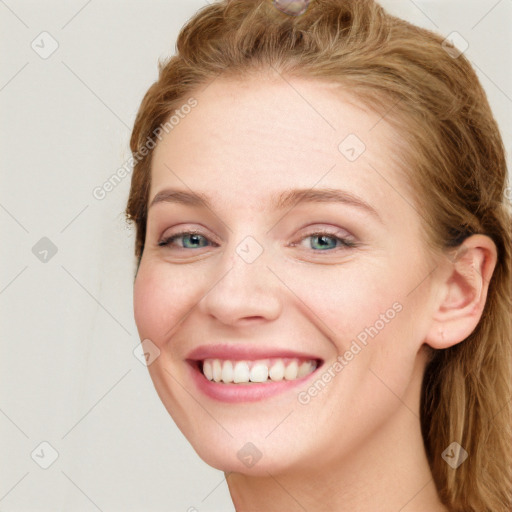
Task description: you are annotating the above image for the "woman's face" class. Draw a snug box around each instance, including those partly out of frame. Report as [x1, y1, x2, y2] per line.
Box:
[133, 75, 443, 475]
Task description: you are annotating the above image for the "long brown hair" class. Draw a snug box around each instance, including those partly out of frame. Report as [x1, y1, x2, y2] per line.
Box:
[125, 1, 512, 509]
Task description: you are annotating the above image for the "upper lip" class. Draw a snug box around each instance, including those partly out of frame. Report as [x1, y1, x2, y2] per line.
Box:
[186, 344, 323, 362]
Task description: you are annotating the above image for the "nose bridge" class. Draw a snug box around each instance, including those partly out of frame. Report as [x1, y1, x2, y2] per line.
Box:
[197, 233, 282, 324]
[218, 231, 272, 287]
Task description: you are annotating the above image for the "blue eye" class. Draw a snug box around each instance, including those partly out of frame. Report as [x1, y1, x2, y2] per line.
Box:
[158, 230, 356, 252]
[299, 232, 356, 251]
[158, 232, 212, 249]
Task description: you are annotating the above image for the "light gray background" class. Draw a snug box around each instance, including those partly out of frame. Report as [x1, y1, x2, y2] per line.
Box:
[1, 1, 510, 511]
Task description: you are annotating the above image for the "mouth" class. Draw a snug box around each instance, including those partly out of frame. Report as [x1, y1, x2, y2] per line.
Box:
[195, 357, 320, 384]
[184, 347, 324, 402]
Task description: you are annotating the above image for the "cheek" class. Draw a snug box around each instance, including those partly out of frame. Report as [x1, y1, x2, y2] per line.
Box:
[288, 263, 402, 343]
[289, 260, 427, 380]
[133, 261, 196, 347]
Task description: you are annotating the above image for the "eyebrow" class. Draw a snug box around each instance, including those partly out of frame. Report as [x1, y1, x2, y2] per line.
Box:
[149, 187, 382, 222]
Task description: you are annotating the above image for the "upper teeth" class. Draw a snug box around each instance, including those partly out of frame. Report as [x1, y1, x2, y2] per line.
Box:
[201, 358, 317, 383]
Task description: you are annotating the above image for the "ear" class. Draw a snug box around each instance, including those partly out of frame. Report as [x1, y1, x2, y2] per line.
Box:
[424, 234, 498, 349]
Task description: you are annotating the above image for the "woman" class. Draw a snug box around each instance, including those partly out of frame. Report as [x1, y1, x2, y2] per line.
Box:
[125, 0, 511, 510]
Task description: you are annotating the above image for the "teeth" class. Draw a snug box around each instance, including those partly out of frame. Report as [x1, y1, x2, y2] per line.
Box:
[200, 358, 317, 384]
[203, 360, 213, 381]
[269, 360, 285, 381]
[284, 360, 298, 380]
[297, 361, 311, 378]
[250, 363, 269, 383]
[233, 361, 250, 383]
[212, 359, 222, 382]
[221, 360, 234, 383]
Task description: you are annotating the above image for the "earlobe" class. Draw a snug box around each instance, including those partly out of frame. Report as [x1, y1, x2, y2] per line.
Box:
[424, 234, 498, 350]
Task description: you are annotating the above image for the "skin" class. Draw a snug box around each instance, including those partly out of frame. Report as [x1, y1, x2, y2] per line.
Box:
[133, 73, 497, 511]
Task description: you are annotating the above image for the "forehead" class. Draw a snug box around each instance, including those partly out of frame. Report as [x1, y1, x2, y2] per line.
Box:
[149, 75, 411, 222]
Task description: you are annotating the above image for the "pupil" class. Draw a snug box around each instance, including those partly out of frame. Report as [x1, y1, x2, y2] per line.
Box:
[187, 234, 204, 248]
[315, 235, 334, 249]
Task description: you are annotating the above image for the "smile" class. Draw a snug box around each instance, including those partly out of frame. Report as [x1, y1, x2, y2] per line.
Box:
[201, 357, 318, 383]
[185, 345, 324, 403]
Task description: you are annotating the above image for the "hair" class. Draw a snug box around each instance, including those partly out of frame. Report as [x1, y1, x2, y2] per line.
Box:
[124, 1, 512, 509]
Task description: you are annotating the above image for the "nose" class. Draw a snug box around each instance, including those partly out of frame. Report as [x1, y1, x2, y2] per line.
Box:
[196, 243, 282, 327]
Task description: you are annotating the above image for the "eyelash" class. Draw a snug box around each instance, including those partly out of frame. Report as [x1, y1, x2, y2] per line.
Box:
[157, 229, 357, 252]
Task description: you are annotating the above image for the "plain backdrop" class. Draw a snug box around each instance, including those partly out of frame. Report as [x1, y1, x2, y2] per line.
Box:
[1, 1, 511, 510]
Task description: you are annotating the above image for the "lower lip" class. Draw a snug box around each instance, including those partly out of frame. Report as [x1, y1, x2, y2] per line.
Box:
[186, 360, 322, 403]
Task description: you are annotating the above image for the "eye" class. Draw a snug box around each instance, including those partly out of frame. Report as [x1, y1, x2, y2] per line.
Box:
[293, 230, 357, 252]
[158, 231, 216, 250]
[157, 229, 357, 253]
